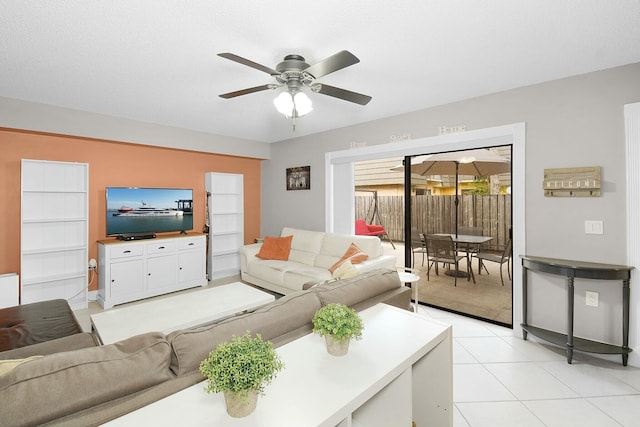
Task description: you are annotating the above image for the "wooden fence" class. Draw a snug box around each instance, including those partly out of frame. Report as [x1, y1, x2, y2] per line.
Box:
[355, 195, 512, 248]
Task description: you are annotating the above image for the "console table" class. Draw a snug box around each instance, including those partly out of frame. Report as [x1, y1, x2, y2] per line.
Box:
[520, 255, 633, 365]
[103, 304, 453, 427]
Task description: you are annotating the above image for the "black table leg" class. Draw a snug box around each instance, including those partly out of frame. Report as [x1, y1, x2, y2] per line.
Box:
[623, 278, 630, 366]
[522, 266, 528, 340]
[567, 275, 575, 364]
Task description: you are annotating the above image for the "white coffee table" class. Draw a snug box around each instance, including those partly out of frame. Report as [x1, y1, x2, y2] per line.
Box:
[90, 282, 275, 344]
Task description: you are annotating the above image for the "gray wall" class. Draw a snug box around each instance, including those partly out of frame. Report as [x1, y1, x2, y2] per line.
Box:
[263, 63, 640, 251]
[262, 62, 640, 364]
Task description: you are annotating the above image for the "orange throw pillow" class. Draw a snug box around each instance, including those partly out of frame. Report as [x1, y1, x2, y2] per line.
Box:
[256, 235, 293, 260]
[329, 243, 369, 273]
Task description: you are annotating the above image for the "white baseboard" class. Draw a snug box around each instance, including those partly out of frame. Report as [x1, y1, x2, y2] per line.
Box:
[88, 290, 98, 301]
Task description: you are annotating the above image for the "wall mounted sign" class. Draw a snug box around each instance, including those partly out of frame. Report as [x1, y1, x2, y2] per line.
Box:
[543, 166, 601, 197]
[286, 166, 310, 190]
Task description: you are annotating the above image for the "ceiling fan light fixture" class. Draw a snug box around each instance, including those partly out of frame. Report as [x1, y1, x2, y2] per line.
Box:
[273, 90, 313, 118]
[294, 92, 313, 116]
[274, 92, 294, 116]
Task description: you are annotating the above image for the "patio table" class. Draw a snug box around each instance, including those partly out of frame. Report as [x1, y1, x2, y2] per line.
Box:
[433, 234, 493, 283]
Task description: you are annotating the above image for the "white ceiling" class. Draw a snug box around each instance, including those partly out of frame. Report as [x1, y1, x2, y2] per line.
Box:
[2, 1, 640, 144]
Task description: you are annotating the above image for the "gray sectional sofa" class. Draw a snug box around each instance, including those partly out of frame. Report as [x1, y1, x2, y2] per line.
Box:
[0, 268, 410, 427]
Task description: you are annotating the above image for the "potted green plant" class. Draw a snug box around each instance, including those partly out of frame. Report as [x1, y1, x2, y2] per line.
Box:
[312, 303, 364, 356]
[199, 332, 284, 418]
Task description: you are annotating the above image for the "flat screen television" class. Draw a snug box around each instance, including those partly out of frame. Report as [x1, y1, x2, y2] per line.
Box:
[106, 187, 193, 237]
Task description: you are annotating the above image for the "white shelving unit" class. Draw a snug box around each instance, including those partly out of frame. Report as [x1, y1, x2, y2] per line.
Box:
[20, 159, 89, 310]
[205, 172, 244, 280]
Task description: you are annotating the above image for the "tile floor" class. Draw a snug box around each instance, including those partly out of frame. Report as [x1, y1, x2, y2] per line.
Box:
[417, 305, 640, 427]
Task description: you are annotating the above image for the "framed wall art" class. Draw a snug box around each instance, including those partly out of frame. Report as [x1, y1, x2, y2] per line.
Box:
[286, 166, 310, 190]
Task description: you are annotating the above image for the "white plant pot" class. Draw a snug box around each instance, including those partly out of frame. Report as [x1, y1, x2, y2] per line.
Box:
[223, 389, 258, 418]
[325, 334, 351, 356]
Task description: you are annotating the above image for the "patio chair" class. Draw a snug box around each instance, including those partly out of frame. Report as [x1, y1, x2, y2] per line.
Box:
[456, 226, 484, 257]
[424, 234, 466, 286]
[475, 238, 512, 286]
[354, 219, 395, 249]
[410, 227, 428, 267]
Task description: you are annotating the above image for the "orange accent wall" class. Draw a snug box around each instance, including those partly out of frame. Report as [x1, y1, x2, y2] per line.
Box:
[0, 128, 261, 291]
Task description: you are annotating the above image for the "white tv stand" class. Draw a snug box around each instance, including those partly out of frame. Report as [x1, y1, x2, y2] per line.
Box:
[97, 233, 206, 309]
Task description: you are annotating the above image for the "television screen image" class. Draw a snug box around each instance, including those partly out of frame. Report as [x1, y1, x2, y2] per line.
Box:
[106, 187, 193, 236]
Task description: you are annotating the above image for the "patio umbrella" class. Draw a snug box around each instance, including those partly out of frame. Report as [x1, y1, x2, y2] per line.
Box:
[391, 148, 511, 237]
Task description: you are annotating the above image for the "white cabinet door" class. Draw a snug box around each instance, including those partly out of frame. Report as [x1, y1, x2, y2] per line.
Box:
[110, 259, 145, 305]
[146, 255, 179, 292]
[179, 251, 204, 284]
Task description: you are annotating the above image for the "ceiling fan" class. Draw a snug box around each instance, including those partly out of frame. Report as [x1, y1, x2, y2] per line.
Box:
[217, 50, 372, 119]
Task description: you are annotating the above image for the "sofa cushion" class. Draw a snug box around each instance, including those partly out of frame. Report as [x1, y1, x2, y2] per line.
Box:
[331, 260, 360, 279]
[282, 265, 332, 289]
[0, 299, 84, 352]
[0, 332, 99, 360]
[0, 356, 43, 377]
[315, 233, 382, 270]
[314, 268, 401, 307]
[256, 235, 293, 260]
[329, 242, 369, 273]
[168, 290, 322, 377]
[0, 332, 172, 427]
[282, 227, 325, 266]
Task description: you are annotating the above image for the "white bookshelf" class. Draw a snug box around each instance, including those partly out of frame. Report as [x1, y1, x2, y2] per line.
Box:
[20, 159, 89, 310]
[205, 172, 244, 280]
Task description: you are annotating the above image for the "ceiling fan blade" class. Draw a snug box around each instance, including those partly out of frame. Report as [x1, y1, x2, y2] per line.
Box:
[218, 53, 280, 76]
[219, 84, 275, 99]
[303, 50, 360, 79]
[312, 84, 372, 105]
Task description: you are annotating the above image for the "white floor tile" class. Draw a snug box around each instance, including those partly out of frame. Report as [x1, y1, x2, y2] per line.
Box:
[453, 340, 478, 364]
[454, 364, 516, 402]
[592, 362, 640, 392]
[453, 405, 472, 427]
[456, 401, 545, 427]
[524, 398, 622, 427]
[484, 322, 514, 337]
[588, 395, 640, 427]
[456, 336, 532, 363]
[498, 335, 566, 362]
[448, 317, 501, 338]
[540, 360, 639, 397]
[485, 362, 578, 400]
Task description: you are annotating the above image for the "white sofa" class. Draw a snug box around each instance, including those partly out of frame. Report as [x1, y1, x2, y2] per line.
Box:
[240, 227, 397, 295]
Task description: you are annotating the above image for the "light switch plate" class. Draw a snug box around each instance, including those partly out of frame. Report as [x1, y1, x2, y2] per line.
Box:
[586, 291, 599, 307]
[585, 220, 604, 234]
